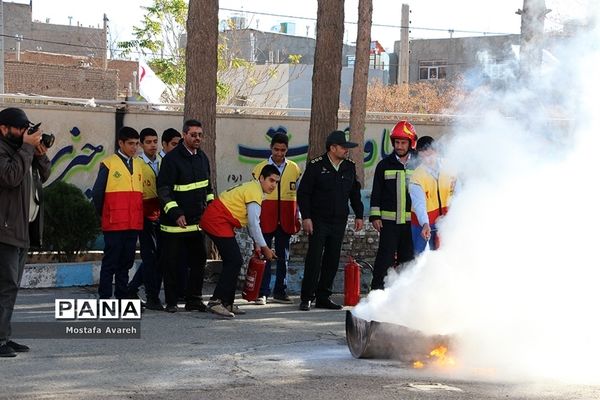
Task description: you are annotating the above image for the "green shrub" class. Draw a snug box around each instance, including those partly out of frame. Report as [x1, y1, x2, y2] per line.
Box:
[43, 181, 100, 262]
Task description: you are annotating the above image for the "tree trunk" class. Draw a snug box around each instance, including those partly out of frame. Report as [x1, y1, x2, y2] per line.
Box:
[349, 0, 372, 186]
[308, 0, 345, 159]
[184, 0, 219, 191]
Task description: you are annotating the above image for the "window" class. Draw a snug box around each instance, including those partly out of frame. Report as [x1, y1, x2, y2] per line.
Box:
[419, 60, 447, 80]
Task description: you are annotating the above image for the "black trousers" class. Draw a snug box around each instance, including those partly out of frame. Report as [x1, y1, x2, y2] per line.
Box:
[208, 234, 242, 306]
[136, 219, 161, 301]
[0, 243, 27, 342]
[160, 231, 206, 307]
[99, 230, 139, 299]
[371, 221, 414, 290]
[300, 219, 346, 302]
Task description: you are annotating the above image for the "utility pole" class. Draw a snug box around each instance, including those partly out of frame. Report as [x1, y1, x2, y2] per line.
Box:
[517, 0, 551, 80]
[397, 4, 410, 89]
[15, 34, 22, 62]
[102, 14, 108, 70]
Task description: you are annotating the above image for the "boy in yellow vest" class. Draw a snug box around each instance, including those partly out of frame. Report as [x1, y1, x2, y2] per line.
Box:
[92, 127, 144, 299]
[200, 165, 279, 318]
[252, 132, 301, 305]
[126, 128, 164, 310]
[409, 136, 455, 254]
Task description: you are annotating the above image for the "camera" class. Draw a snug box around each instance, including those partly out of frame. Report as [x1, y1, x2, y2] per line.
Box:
[27, 122, 55, 148]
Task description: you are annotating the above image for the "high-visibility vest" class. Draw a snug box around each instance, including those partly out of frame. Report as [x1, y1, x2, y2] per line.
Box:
[410, 165, 454, 226]
[252, 159, 301, 234]
[101, 154, 144, 231]
[140, 156, 160, 221]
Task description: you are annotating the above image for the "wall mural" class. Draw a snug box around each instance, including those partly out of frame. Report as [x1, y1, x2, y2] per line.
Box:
[236, 125, 394, 172]
[47, 126, 106, 198]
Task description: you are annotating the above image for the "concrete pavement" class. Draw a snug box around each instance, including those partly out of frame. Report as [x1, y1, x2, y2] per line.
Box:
[2, 287, 599, 400]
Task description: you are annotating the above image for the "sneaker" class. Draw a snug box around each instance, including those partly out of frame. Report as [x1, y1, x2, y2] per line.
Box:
[227, 304, 246, 315]
[0, 344, 17, 357]
[272, 293, 293, 304]
[165, 305, 179, 313]
[254, 296, 267, 305]
[207, 300, 234, 318]
[185, 302, 207, 312]
[299, 300, 311, 311]
[145, 299, 165, 311]
[6, 340, 29, 352]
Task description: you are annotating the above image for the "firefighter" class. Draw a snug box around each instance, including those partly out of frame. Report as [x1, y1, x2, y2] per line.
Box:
[369, 120, 418, 290]
[200, 165, 279, 318]
[409, 136, 456, 254]
[252, 131, 302, 305]
[297, 130, 364, 311]
[157, 119, 213, 313]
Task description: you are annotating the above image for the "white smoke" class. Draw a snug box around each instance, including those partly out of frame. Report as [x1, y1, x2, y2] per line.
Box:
[354, 1, 600, 383]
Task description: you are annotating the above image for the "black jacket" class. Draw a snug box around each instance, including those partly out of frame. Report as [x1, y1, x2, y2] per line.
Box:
[297, 153, 363, 224]
[157, 143, 213, 234]
[0, 136, 51, 248]
[369, 153, 414, 224]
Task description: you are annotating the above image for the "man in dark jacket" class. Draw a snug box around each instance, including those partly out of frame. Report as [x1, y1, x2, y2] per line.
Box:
[297, 130, 364, 311]
[157, 119, 213, 313]
[0, 107, 51, 357]
[369, 120, 418, 290]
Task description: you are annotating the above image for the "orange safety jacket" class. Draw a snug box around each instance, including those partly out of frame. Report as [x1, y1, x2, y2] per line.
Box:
[101, 154, 144, 231]
[252, 159, 301, 235]
[410, 165, 454, 226]
[140, 156, 161, 221]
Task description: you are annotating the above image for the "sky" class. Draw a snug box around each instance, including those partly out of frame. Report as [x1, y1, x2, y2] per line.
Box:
[19, 0, 540, 56]
[20, 0, 584, 56]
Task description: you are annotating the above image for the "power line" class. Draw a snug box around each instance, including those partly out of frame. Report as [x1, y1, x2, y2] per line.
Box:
[219, 7, 518, 36]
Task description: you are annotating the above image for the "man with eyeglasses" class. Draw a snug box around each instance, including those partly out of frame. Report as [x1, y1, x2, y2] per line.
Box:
[157, 119, 213, 313]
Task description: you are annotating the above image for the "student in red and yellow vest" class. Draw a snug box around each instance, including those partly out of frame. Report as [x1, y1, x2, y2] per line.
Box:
[126, 128, 164, 310]
[409, 136, 456, 254]
[157, 119, 213, 313]
[92, 127, 144, 299]
[251, 131, 301, 305]
[201, 165, 279, 318]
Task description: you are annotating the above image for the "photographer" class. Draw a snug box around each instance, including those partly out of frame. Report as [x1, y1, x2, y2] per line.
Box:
[0, 107, 51, 358]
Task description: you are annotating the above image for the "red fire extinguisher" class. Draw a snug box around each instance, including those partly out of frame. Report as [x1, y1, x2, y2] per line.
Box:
[242, 251, 266, 302]
[344, 257, 372, 306]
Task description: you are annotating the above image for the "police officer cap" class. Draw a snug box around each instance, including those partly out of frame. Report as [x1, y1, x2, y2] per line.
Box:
[326, 130, 358, 148]
[0, 107, 32, 128]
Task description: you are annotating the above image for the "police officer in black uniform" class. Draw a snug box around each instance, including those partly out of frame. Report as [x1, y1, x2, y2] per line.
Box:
[297, 130, 364, 311]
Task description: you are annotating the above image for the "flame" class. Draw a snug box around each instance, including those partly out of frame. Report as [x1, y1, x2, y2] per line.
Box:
[412, 345, 456, 369]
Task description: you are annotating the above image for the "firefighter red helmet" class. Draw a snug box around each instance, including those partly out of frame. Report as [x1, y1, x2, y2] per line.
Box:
[390, 120, 418, 149]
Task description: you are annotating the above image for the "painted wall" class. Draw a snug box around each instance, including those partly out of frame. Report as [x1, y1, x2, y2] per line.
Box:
[14, 105, 449, 197]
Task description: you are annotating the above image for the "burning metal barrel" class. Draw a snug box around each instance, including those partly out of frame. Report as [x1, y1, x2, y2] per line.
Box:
[345, 310, 451, 361]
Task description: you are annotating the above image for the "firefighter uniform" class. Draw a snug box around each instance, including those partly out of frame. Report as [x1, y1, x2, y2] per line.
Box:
[157, 142, 213, 309]
[369, 153, 416, 290]
[252, 158, 301, 299]
[92, 152, 144, 299]
[297, 154, 364, 304]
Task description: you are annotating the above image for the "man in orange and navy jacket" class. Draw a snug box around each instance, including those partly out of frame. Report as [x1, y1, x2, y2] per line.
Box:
[92, 127, 144, 299]
[251, 131, 301, 305]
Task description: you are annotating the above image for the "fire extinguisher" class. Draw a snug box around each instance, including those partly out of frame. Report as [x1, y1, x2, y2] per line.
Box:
[242, 251, 266, 302]
[344, 257, 372, 306]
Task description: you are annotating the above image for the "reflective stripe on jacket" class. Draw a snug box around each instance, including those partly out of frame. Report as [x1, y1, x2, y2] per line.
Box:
[101, 154, 144, 231]
[252, 159, 301, 235]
